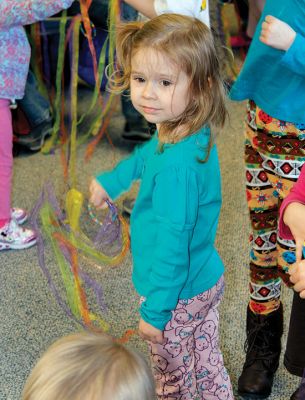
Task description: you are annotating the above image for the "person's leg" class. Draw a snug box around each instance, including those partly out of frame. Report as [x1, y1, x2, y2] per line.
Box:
[238, 101, 284, 399]
[284, 292, 305, 399]
[234, 0, 249, 33]
[120, 3, 153, 142]
[88, 0, 109, 28]
[246, 0, 266, 38]
[239, 101, 305, 399]
[0, 99, 36, 250]
[230, 0, 252, 50]
[147, 276, 233, 400]
[194, 276, 233, 400]
[0, 99, 13, 227]
[15, 70, 53, 151]
[19, 69, 52, 127]
[285, 291, 305, 376]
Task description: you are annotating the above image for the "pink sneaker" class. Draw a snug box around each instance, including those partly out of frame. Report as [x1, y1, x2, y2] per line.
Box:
[0, 219, 36, 250]
[11, 207, 28, 225]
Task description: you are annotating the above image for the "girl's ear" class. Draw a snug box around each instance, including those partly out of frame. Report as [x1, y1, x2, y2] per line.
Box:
[207, 77, 212, 88]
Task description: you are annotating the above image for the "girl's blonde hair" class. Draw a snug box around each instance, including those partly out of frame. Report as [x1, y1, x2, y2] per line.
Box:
[22, 332, 155, 400]
[111, 13, 227, 145]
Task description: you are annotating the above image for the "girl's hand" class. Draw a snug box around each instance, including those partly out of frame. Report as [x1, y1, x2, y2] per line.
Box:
[89, 179, 110, 209]
[289, 261, 305, 299]
[260, 15, 296, 51]
[283, 202, 305, 263]
[138, 318, 164, 344]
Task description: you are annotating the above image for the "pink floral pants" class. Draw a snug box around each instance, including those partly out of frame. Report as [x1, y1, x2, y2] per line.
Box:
[147, 276, 233, 400]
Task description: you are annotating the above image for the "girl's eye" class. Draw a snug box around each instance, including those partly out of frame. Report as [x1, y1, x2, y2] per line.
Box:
[161, 80, 172, 87]
[133, 76, 145, 83]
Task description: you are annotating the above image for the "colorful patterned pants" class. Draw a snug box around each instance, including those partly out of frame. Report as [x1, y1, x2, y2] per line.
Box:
[147, 276, 233, 400]
[245, 101, 305, 315]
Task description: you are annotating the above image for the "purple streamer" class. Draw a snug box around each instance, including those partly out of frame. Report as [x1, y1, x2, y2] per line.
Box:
[30, 183, 117, 328]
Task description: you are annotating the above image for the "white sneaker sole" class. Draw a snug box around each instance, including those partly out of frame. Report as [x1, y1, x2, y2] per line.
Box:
[0, 237, 37, 251]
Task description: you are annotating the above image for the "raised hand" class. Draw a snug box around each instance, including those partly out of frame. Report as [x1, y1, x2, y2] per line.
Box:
[260, 15, 296, 51]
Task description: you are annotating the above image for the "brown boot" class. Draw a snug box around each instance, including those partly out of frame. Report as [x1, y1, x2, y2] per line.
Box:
[238, 304, 283, 399]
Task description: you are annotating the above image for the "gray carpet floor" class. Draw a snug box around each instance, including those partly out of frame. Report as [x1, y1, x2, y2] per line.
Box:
[0, 88, 300, 399]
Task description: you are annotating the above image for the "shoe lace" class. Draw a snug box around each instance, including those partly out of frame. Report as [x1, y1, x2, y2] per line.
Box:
[244, 319, 277, 366]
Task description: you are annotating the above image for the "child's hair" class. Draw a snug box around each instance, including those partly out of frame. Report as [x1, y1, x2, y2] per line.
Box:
[111, 13, 227, 144]
[22, 331, 155, 400]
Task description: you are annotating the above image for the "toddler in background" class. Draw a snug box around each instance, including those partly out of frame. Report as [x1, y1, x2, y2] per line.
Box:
[22, 331, 155, 400]
[278, 166, 305, 400]
[90, 13, 233, 400]
[0, 0, 73, 251]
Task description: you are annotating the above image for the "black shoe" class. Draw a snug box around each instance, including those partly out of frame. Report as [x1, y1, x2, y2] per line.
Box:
[238, 304, 283, 399]
[122, 120, 155, 143]
[14, 119, 53, 151]
[290, 381, 305, 400]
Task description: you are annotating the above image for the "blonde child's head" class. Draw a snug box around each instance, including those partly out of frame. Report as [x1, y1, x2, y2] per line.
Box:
[111, 13, 227, 144]
[22, 331, 155, 400]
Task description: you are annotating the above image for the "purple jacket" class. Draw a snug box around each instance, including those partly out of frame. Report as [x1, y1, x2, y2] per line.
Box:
[0, 0, 73, 100]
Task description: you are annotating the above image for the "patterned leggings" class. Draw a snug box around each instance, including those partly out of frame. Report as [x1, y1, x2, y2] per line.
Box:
[147, 276, 233, 400]
[245, 100, 305, 315]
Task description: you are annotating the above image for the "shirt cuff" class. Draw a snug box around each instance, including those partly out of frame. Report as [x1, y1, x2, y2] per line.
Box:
[281, 33, 305, 77]
[95, 171, 122, 200]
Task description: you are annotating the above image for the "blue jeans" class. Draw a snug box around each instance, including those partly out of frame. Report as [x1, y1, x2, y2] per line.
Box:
[18, 69, 51, 128]
[86, 0, 142, 122]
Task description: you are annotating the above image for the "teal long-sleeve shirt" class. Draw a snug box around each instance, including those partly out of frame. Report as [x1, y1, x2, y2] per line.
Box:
[230, 0, 305, 125]
[96, 127, 224, 330]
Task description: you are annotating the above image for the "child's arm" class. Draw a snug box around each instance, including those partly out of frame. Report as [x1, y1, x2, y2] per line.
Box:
[90, 142, 149, 206]
[289, 260, 305, 299]
[0, 0, 74, 28]
[279, 167, 305, 262]
[123, 0, 209, 26]
[123, 0, 157, 18]
[259, 15, 305, 77]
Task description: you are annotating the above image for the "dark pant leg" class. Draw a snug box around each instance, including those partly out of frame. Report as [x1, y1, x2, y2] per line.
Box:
[19, 69, 51, 128]
[284, 292, 305, 377]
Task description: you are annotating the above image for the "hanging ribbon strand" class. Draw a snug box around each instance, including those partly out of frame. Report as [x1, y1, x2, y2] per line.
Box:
[30, 0, 135, 342]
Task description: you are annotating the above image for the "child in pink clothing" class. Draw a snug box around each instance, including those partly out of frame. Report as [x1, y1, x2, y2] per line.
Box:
[279, 167, 305, 296]
[0, 0, 73, 251]
[279, 168, 305, 399]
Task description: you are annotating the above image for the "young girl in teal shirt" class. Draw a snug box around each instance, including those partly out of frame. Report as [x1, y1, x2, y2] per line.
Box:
[90, 13, 233, 400]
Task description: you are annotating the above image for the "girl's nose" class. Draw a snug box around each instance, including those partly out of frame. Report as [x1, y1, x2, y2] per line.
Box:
[142, 81, 156, 99]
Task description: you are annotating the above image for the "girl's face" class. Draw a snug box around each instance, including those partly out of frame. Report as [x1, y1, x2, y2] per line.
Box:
[130, 48, 190, 130]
